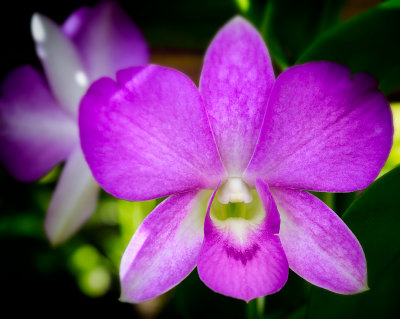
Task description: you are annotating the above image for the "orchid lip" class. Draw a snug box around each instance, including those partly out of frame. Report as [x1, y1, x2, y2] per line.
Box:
[217, 177, 253, 204]
[211, 189, 266, 246]
[76, 15, 389, 301]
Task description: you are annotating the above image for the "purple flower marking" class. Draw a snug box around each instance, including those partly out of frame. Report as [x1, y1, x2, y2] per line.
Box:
[0, 2, 148, 245]
[79, 17, 393, 301]
[225, 244, 260, 265]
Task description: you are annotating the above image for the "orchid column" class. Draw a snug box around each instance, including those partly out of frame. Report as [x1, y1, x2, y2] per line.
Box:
[0, 2, 148, 245]
[79, 17, 393, 301]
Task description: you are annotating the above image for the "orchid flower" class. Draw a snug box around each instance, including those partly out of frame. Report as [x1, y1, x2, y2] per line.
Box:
[0, 2, 148, 245]
[79, 17, 393, 302]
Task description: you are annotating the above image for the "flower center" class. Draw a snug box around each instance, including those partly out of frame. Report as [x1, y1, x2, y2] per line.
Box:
[210, 190, 265, 245]
[217, 177, 253, 204]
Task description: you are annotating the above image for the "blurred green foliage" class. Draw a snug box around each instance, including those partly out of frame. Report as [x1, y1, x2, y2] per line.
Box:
[381, 103, 400, 175]
[298, 0, 400, 94]
[119, 0, 238, 50]
[309, 166, 400, 319]
[118, 199, 156, 249]
[261, 0, 346, 69]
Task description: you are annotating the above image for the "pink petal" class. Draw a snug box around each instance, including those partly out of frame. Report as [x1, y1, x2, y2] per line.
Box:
[271, 187, 368, 294]
[31, 13, 88, 117]
[68, 1, 148, 81]
[120, 190, 210, 303]
[199, 16, 275, 176]
[79, 65, 226, 201]
[62, 7, 91, 40]
[0, 66, 77, 181]
[45, 147, 99, 245]
[197, 181, 288, 301]
[244, 62, 393, 192]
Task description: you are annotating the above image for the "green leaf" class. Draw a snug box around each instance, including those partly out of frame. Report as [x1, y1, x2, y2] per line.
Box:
[380, 103, 400, 176]
[298, 1, 400, 94]
[120, 0, 238, 50]
[117, 199, 156, 248]
[261, 0, 346, 68]
[237, 0, 268, 28]
[308, 166, 400, 319]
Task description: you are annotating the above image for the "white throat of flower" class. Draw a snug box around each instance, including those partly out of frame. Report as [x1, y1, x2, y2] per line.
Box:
[211, 178, 264, 245]
[217, 177, 253, 204]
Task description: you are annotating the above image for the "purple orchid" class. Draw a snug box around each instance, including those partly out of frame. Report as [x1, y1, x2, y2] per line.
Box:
[79, 17, 393, 302]
[0, 2, 148, 245]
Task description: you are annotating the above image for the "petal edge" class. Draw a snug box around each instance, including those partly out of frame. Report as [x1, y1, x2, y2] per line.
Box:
[120, 190, 210, 302]
[79, 65, 225, 201]
[200, 16, 275, 176]
[197, 182, 288, 301]
[245, 62, 393, 192]
[271, 187, 368, 294]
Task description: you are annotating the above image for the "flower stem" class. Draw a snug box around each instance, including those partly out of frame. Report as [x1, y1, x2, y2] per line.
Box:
[256, 296, 266, 317]
[246, 296, 266, 319]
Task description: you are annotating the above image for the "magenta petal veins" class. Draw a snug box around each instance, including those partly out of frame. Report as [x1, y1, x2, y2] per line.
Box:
[78, 15, 393, 302]
[271, 187, 368, 294]
[244, 62, 393, 191]
[200, 17, 275, 175]
[197, 182, 288, 301]
[79, 66, 226, 201]
[120, 191, 210, 302]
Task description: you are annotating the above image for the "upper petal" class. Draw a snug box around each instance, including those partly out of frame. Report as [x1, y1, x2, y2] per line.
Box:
[120, 190, 210, 303]
[271, 187, 367, 294]
[65, 2, 149, 81]
[62, 7, 91, 40]
[79, 65, 226, 201]
[0, 66, 77, 181]
[199, 16, 275, 176]
[244, 62, 393, 192]
[31, 13, 88, 117]
[197, 181, 288, 301]
[45, 147, 99, 245]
